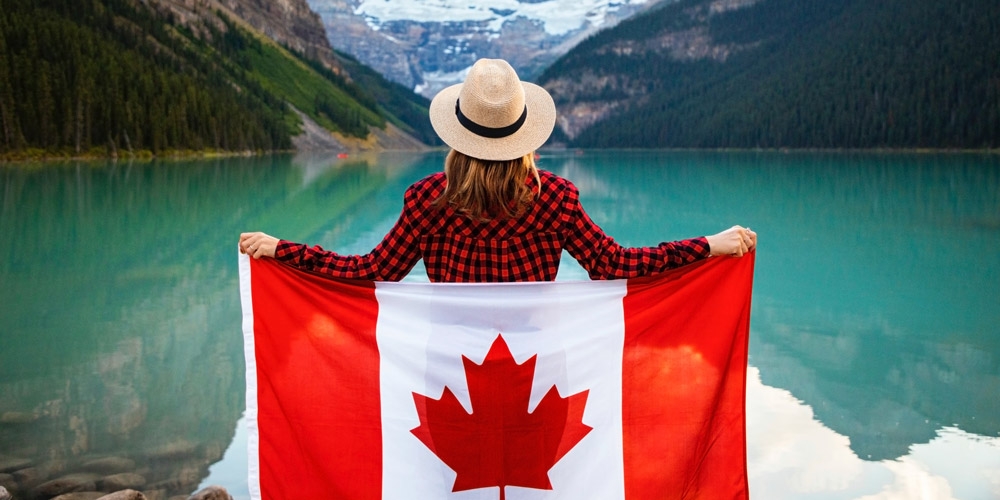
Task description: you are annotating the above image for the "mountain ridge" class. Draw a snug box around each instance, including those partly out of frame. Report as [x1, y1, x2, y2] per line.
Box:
[152, 0, 343, 74]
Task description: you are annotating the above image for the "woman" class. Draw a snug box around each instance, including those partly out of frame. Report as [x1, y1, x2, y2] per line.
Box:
[240, 58, 756, 281]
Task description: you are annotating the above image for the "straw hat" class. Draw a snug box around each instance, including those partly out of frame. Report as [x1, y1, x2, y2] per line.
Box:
[429, 59, 556, 161]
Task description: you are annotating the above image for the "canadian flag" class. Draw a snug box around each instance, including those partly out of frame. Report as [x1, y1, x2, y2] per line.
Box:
[239, 252, 753, 500]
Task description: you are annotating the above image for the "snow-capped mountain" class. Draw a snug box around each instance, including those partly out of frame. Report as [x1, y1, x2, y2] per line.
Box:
[307, 0, 668, 97]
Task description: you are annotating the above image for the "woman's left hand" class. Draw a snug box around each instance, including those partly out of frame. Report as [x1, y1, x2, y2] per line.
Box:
[239, 232, 279, 259]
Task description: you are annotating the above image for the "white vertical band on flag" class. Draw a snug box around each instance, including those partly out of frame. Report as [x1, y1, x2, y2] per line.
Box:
[238, 250, 262, 500]
[375, 279, 629, 500]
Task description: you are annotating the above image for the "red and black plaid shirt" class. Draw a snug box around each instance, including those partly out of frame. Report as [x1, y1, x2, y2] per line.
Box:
[275, 170, 710, 282]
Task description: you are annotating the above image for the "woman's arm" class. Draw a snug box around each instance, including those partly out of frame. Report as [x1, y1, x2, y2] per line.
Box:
[560, 180, 755, 279]
[237, 183, 428, 281]
[560, 183, 710, 279]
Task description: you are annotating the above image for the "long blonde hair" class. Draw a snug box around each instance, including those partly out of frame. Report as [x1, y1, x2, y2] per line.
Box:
[436, 149, 540, 221]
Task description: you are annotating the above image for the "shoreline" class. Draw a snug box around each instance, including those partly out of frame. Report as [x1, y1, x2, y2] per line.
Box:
[538, 145, 1000, 155]
[2, 146, 998, 165]
[0, 149, 294, 165]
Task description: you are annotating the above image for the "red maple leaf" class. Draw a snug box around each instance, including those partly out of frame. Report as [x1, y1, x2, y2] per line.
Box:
[410, 335, 592, 500]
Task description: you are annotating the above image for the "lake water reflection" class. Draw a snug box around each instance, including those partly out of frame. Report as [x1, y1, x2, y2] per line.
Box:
[1, 151, 998, 499]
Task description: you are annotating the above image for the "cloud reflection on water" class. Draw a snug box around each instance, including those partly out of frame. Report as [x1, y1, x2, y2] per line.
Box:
[747, 366, 1000, 500]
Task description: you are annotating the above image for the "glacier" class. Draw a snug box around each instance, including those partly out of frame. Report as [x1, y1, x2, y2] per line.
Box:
[308, 0, 667, 96]
[352, 0, 653, 36]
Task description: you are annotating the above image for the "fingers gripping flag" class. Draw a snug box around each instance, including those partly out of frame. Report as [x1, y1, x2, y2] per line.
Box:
[238, 252, 754, 500]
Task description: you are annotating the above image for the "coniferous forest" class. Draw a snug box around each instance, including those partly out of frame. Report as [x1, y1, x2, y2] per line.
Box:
[540, 0, 1000, 149]
[0, 0, 288, 156]
[0, 0, 434, 159]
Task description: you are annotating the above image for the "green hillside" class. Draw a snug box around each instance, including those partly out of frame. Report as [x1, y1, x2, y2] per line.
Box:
[539, 0, 1000, 149]
[332, 50, 441, 146]
[0, 0, 432, 159]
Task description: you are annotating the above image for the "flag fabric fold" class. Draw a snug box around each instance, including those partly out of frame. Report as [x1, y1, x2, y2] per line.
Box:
[239, 251, 754, 500]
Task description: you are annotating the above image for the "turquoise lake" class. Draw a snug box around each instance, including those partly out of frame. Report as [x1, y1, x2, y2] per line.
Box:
[1, 150, 998, 499]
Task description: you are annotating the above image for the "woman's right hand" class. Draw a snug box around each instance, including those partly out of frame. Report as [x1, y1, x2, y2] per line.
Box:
[706, 225, 757, 257]
[239, 232, 279, 259]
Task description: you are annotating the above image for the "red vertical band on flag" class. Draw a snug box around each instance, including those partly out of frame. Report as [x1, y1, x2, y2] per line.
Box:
[622, 254, 753, 500]
[248, 257, 382, 499]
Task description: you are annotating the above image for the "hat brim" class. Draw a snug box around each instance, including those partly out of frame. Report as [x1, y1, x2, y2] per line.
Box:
[429, 81, 556, 161]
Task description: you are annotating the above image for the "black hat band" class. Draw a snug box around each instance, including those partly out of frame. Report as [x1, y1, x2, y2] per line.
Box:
[455, 99, 528, 139]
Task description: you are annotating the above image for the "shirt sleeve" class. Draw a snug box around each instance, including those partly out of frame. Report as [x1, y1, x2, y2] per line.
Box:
[273, 185, 424, 281]
[559, 181, 710, 279]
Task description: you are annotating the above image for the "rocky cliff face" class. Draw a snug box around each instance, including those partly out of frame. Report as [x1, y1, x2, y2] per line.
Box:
[307, 0, 670, 97]
[150, 0, 344, 74]
[593, 0, 762, 63]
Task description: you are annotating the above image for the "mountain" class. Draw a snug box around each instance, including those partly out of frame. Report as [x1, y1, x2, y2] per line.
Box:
[539, 0, 1000, 149]
[306, 0, 670, 97]
[0, 0, 433, 159]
